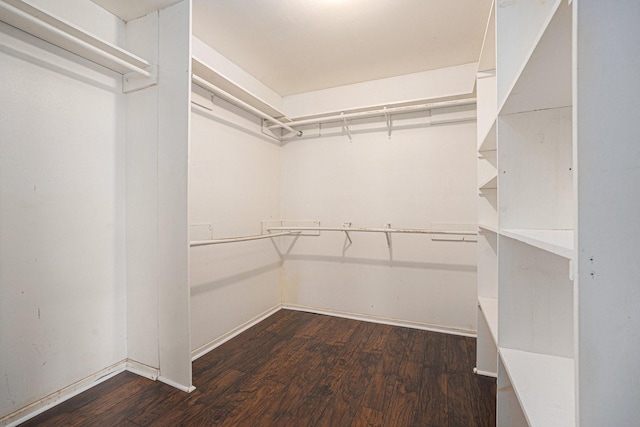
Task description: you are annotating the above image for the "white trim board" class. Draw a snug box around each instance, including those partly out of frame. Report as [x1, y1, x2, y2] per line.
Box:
[1, 361, 127, 427]
[282, 304, 477, 338]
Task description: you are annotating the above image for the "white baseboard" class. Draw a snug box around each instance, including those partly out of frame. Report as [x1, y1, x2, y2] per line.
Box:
[191, 305, 282, 361]
[126, 359, 159, 381]
[282, 304, 477, 337]
[157, 376, 196, 393]
[1, 360, 127, 427]
[473, 367, 498, 378]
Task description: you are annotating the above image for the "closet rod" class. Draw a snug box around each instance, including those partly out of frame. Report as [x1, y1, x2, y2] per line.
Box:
[191, 74, 303, 137]
[0, 0, 151, 77]
[267, 226, 477, 236]
[267, 98, 476, 130]
[190, 231, 300, 246]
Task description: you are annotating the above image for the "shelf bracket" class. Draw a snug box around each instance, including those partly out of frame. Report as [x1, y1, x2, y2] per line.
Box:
[341, 112, 352, 141]
[384, 106, 392, 139]
[342, 222, 353, 246]
[123, 65, 158, 93]
[384, 223, 392, 248]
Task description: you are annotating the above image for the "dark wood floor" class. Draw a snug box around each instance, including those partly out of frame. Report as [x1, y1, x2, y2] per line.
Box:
[21, 309, 496, 426]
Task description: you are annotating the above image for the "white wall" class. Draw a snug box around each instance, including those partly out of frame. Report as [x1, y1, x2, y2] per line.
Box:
[0, 9, 126, 420]
[282, 62, 477, 118]
[280, 109, 478, 333]
[189, 86, 282, 356]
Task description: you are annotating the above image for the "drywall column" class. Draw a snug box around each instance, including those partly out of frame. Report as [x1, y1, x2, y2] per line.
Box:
[124, 0, 193, 391]
[125, 8, 160, 378]
[156, 0, 193, 391]
[575, 1, 640, 425]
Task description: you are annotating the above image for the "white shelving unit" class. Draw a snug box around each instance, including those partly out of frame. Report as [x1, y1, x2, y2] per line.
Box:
[477, 0, 640, 425]
[475, 0, 498, 378]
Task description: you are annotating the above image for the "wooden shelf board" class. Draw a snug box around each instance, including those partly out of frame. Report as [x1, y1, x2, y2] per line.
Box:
[500, 229, 573, 259]
[478, 297, 498, 344]
[500, 348, 575, 427]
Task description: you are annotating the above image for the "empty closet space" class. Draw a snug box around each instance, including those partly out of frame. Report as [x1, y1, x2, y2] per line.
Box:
[21, 310, 497, 426]
[2, 0, 640, 426]
[189, 80, 480, 360]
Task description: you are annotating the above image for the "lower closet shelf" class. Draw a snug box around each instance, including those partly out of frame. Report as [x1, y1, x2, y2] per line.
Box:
[478, 297, 498, 344]
[500, 229, 573, 259]
[499, 348, 575, 427]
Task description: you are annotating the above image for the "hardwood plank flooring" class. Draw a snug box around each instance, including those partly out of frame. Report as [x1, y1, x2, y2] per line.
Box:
[20, 309, 496, 426]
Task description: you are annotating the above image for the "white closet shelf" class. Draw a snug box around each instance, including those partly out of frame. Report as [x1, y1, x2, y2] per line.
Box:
[500, 228, 573, 259]
[500, 348, 575, 427]
[498, 0, 572, 115]
[191, 57, 288, 122]
[477, 0, 495, 73]
[478, 120, 497, 153]
[478, 224, 498, 234]
[0, 0, 152, 77]
[479, 175, 497, 191]
[478, 297, 498, 344]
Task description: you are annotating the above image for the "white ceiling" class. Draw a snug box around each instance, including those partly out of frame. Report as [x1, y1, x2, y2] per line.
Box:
[92, 0, 492, 97]
[193, 0, 493, 96]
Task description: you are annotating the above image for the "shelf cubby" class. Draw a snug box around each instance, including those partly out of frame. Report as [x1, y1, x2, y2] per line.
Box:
[498, 106, 573, 232]
[498, 237, 574, 359]
[500, 348, 575, 427]
[477, 72, 497, 149]
[499, 0, 571, 115]
[478, 120, 496, 153]
[497, 357, 529, 427]
[496, 0, 565, 110]
[476, 305, 498, 376]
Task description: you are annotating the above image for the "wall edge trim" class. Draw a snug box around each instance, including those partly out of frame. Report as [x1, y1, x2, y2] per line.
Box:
[282, 304, 477, 338]
[1, 360, 127, 427]
[125, 360, 159, 381]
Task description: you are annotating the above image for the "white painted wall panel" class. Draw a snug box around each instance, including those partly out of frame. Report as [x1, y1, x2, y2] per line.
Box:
[0, 18, 126, 419]
[124, 10, 160, 371]
[156, 0, 192, 390]
[280, 118, 478, 332]
[282, 63, 477, 119]
[189, 88, 282, 354]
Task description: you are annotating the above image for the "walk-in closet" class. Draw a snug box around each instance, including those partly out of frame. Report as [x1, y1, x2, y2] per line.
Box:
[1, 1, 638, 426]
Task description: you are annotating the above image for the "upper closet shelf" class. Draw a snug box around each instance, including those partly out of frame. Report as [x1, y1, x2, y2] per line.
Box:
[477, 0, 495, 73]
[0, 0, 155, 82]
[500, 348, 575, 427]
[500, 229, 574, 259]
[498, 0, 572, 115]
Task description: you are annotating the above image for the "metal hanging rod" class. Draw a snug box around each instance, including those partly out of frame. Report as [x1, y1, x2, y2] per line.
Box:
[267, 98, 476, 131]
[0, 0, 151, 77]
[191, 74, 303, 137]
[190, 231, 301, 247]
[266, 225, 477, 236]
